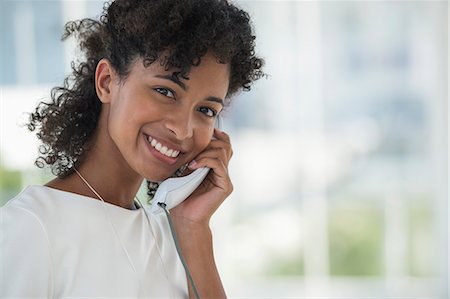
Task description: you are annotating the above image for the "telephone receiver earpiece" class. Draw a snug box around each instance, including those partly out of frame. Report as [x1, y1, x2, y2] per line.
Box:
[150, 116, 222, 214]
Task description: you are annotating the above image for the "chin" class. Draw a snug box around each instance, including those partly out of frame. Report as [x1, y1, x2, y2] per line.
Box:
[141, 170, 174, 183]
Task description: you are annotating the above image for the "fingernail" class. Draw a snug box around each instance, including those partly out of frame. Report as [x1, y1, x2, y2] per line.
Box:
[188, 160, 197, 168]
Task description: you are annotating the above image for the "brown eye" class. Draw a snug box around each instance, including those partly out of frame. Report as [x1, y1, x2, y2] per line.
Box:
[198, 107, 217, 118]
[154, 87, 175, 98]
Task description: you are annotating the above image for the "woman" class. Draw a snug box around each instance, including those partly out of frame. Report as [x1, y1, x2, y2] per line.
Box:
[0, 0, 264, 298]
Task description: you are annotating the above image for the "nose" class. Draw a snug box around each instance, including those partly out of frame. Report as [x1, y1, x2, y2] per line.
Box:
[164, 109, 194, 140]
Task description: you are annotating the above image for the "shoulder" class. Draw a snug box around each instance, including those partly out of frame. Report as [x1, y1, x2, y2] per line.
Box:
[0, 186, 55, 296]
[3, 185, 57, 210]
[2, 185, 50, 228]
[0, 185, 88, 250]
[1, 185, 65, 232]
[1, 186, 54, 250]
[3, 184, 102, 220]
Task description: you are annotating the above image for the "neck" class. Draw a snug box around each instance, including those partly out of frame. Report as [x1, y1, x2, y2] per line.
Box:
[74, 167, 141, 210]
[45, 108, 144, 210]
[75, 118, 143, 209]
[73, 161, 143, 210]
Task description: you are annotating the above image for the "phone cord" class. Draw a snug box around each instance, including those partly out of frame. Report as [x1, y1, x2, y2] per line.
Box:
[158, 202, 201, 299]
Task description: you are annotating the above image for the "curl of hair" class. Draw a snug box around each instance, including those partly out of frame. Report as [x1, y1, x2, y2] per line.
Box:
[27, 0, 265, 198]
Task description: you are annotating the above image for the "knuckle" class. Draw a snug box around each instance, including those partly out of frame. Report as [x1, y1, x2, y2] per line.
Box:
[228, 181, 234, 194]
[221, 133, 231, 142]
[221, 147, 228, 157]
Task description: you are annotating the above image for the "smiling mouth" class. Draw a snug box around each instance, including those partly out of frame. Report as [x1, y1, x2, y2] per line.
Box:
[146, 135, 181, 158]
[143, 134, 184, 165]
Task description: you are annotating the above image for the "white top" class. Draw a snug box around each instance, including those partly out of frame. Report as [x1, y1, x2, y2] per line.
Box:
[0, 185, 188, 298]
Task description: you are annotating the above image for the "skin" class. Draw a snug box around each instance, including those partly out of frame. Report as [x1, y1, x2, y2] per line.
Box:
[45, 52, 233, 298]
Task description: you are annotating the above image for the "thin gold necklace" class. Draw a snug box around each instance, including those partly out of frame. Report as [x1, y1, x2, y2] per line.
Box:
[73, 167, 173, 298]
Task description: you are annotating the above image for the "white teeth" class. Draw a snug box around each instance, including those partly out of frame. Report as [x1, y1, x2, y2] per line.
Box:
[146, 135, 180, 158]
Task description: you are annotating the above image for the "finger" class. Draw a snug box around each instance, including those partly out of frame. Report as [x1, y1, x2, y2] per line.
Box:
[189, 157, 233, 195]
[189, 156, 229, 181]
[208, 139, 232, 154]
[214, 127, 231, 143]
[206, 139, 233, 160]
[193, 147, 230, 167]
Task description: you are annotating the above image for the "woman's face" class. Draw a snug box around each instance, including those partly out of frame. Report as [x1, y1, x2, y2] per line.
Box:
[99, 53, 230, 182]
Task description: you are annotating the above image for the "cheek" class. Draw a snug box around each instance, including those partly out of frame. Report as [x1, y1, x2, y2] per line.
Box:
[195, 129, 214, 152]
[106, 102, 138, 149]
[109, 98, 143, 131]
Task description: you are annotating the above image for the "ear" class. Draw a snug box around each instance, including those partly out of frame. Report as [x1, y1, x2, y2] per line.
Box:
[95, 58, 116, 104]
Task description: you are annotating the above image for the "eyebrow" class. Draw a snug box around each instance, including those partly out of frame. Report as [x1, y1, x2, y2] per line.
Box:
[154, 74, 224, 107]
[155, 74, 187, 90]
[206, 96, 224, 107]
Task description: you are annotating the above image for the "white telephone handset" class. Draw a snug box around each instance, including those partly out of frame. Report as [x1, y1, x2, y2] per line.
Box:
[150, 167, 210, 214]
[150, 117, 221, 214]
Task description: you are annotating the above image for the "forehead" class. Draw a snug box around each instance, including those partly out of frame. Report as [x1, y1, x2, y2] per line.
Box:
[130, 54, 230, 96]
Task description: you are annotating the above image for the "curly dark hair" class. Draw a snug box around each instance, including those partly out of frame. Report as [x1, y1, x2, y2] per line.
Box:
[27, 0, 264, 198]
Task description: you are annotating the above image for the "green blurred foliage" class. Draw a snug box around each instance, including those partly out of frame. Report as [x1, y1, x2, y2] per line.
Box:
[408, 198, 434, 277]
[328, 205, 384, 276]
[266, 252, 304, 276]
[0, 164, 23, 206]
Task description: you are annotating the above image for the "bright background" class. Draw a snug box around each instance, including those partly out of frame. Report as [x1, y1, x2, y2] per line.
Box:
[0, 0, 448, 298]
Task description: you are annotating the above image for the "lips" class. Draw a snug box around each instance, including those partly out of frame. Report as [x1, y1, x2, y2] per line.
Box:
[147, 135, 181, 158]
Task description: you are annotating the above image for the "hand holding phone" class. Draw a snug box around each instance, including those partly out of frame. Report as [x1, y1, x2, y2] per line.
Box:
[150, 117, 223, 214]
